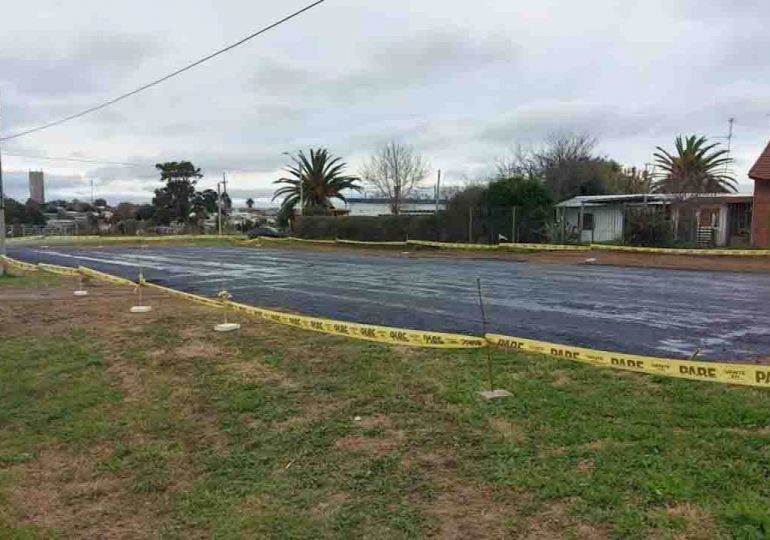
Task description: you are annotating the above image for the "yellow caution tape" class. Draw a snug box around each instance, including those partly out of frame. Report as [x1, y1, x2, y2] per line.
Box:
[1, 256, 39, 272]
[8, 234, 244, 246]
[407, 239, 499, 250]
[227, 301, 485, 348]
[78, 266, 137, 287]
[253, 237, 587, 251]
[141, 281, 226, 309]
[38, 263, 80, 276]
[289, 237, 336, 244]
[501, 243, 589, 251]
[487, 334, 769, 387]
[591, 244, 770, 256]
[336, 239, 408, 246]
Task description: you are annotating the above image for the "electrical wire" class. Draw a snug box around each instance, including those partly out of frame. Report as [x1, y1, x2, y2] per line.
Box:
[4, 153, 149, 167]
[0, 0, 325, 142]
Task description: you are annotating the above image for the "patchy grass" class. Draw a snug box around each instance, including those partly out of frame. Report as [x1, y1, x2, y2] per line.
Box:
[2, 278, 770, 538]
[0, 271, 61, 288]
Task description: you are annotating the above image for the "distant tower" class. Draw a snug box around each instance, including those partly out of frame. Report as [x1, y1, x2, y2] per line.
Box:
[29, 171, 45, 204]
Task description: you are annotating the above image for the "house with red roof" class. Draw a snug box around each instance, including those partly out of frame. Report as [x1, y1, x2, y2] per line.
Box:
[749, 141, 770, 247]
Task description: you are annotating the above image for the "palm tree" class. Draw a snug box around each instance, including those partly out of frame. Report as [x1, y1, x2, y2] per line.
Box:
[653, 135, 736, 193]
[272, 148, 361, 216]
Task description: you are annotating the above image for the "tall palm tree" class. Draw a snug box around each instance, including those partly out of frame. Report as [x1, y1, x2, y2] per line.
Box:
[272, 148, 361, 216]
[653, 135, 736, 193]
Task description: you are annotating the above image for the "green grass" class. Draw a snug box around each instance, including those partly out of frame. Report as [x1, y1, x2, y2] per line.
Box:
[0, 272, 61, 288]
[2, 287, 770, 538]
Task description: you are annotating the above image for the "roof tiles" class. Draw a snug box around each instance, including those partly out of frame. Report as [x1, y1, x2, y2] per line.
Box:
[749, 140, 770, 181]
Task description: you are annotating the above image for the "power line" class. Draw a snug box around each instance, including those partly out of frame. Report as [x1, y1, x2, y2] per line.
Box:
[0, 0, 325, 142]
[4, 153, 149, 167]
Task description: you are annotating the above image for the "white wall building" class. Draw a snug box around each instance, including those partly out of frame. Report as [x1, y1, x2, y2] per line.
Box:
[556, 193, 754, 246]
[339, 197, 445, 216]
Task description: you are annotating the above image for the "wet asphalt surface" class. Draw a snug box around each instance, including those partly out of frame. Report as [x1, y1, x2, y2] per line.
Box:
[8, 244, 770, 361]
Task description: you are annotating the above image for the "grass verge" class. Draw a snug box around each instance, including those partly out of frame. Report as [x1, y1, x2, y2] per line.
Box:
[1, 277, 770, 538]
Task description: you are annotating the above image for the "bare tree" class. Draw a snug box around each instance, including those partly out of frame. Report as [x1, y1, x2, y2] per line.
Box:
[495, 144, 539, 179]
[360, 142, 430, 215]
[495, 132, 607, 199]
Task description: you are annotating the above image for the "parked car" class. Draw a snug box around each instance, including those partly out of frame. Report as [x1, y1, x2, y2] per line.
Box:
[247, 226, 288, 239]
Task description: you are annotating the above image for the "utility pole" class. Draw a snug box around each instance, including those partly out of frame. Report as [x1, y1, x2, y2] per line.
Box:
[217, 179, 223, 236]
[217, 172, 230, 236]
[726, 117, 735, 153]
[0, 91, 6, 276]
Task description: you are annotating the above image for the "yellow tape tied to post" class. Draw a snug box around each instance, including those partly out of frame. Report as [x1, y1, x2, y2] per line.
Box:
[501, 243, 589, 251]
[1, 255, 39, 272]
[38, 263, 80, 276]
[591, 244, 770, 257]
[78, 266, 137, 287]
[141, 281, 225, 309]
[227, 301, 485, 348]
[336, 239, 408, 246]
[407, 239, 500, 250]
[486, 334, 770, 387]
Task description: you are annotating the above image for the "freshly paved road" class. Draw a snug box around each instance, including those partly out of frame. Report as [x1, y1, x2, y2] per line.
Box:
[9, 244, 770, 361]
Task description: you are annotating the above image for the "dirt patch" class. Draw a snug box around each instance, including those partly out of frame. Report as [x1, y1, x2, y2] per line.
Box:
[8, 444, 157, 538]
[357, 414, 393, 430]
[399, 448, 517, 538]
[518, 499, 607, 540]
[175, 341, 222, 360]
[273, 397, 351, 432]
[658, 502, 716, 538]
[489, 418, 526, 444]
[430, 481, 510, 539]
[335, 433, 404, 456]
[313, 492, 349, 517]
[576, 459, 594, 474]
[551, 370, 571, 387]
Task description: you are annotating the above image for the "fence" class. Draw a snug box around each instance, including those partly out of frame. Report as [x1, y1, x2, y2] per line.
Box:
[294, 205, 550, 244]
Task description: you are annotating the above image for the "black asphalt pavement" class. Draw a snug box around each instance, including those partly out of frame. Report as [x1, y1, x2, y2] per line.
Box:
[9, 244, 770, 361]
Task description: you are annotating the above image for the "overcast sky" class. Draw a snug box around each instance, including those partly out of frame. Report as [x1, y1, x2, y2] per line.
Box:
[1, 0, 769, 206]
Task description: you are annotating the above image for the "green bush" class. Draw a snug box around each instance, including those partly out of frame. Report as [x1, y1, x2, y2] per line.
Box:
[623, 207, 673, 247]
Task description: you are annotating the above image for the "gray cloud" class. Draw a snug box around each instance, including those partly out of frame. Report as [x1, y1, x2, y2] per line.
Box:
[2, 0, 769, 202]
[0, 33, 164, 98]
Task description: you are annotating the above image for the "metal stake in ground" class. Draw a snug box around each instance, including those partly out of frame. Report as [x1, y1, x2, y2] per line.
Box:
[476, 277, 511, 400]
[73, 253, 88, 296]
[214, 289, 240, 332]
[214, 260, 239, 332]
[130, 245, 152, 313]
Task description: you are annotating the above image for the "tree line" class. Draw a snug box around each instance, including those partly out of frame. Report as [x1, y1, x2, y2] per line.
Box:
[270, 132, 736, 231]
[4, 132, 734, 234]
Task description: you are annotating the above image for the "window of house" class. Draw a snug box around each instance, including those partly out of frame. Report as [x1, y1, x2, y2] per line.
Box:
[582, 212, 594, 230]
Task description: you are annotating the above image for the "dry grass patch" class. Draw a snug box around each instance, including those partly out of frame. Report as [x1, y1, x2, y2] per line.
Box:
[430, 481, 511, 539]
[518, 499, 608, 540]
[8, 444, 156, 538]
[489, 417, 526, 444]
[175, 341, 223, 360]
[335, 432, 404, 457]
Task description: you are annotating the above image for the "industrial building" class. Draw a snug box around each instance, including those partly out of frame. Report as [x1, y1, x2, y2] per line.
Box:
[28, 170, 45, 204]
